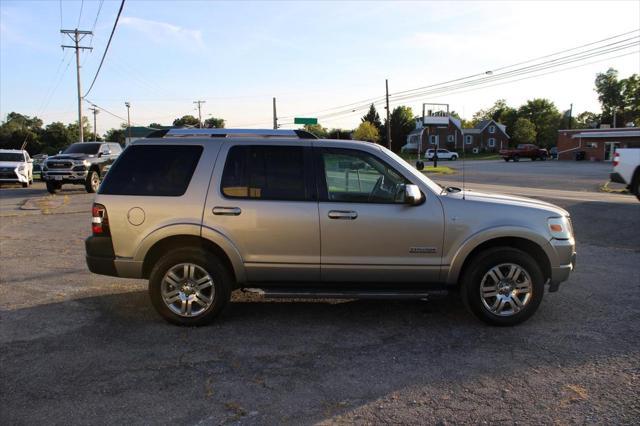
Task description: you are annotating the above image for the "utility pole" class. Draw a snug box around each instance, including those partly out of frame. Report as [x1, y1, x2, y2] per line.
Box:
[568, 103, 573, 129]
[61, 29, 93, 142]
[385, 79, 391, 150]
[89, 106, 99, 142]
[125, 102, 131, 144]
[272, 97, 278, 130]
[194, 100, 206, 128]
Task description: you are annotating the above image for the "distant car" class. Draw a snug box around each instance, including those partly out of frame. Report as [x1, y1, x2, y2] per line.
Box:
[32, 154, 48, 181]
[425, 149, 458, 161]
[42, 142, 122, 194]
[500, 144, 549, 162]
[0, 149, 33, 188]
[400, 141, 419, 154]
[610, 148, 640, 201]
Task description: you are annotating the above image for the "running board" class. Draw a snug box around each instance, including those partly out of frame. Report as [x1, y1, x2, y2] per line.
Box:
[242, 287, 448, 300]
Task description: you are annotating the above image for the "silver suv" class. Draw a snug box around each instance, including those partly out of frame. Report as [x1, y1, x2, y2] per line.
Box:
[85, 129, 576, 326]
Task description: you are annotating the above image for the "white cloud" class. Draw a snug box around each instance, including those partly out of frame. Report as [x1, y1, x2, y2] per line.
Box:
[119, 16, 204, 50]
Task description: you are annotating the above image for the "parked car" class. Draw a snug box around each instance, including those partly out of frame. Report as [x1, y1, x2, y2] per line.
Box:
[32, 154, 48, 181]
[610, 148, 640, 201]
[85, 128, 576, 327]
[42, 142, 122, 194]
[425, 149, 458, 161]
[500, 144, 549, 162]
[0, 149, 33, 188]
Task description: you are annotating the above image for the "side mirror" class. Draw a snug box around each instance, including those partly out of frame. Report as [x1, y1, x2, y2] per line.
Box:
[404, 184, 423, 205]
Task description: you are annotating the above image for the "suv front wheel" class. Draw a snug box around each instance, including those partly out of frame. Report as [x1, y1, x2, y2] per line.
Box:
[85, 170, 100, 193]
[461, 247, 544, 326]
[149, 248, 232, 326]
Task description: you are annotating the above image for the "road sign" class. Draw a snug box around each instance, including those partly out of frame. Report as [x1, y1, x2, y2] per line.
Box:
[294, 117, 318, 125]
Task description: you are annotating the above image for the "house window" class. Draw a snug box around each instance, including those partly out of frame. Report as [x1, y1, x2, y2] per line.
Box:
[488, 138, 496, 147]
[489, 125, 496, 134]
[465, 135, 473, 145]
[447, 135, 454, 142]
[585, 142, 597, 148]
[429, 135, 438, 145]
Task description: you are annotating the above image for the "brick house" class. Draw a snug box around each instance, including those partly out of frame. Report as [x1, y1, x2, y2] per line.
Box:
[557, 127, 640, 161]
[405, 115, 464, 154]
[462, 120, 510, 152]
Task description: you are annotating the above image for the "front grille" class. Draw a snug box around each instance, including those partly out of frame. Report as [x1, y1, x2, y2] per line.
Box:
[47, 161, 73, 169]
[0, 171, 17, 179]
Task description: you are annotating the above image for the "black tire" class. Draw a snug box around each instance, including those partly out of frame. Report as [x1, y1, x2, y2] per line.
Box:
[461, 247, 544, 326]
[149, 248, 232, 326]
[85, 170, 100, 193]
[513, 155, 520, 162]
[22, 181, 29, 188]
[504, 157, 510, 162]
[46, 181, 61, 194]
[416, 160, 425, 171]
[450, 156, 458, 161]
[632, 169, 640, 202]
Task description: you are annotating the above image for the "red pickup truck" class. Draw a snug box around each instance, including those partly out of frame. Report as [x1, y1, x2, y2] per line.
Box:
[500, 144, 549, 162]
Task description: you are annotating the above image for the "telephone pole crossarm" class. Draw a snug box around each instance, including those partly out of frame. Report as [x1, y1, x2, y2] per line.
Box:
[61, 28, 93, 143]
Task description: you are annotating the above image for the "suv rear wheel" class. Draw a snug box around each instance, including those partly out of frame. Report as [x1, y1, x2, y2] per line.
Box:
[461, 247, 544, 326]
[149, 248, 232, 326]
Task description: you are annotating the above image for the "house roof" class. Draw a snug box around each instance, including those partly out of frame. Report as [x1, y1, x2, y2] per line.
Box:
[470, 119, 509, 137]
[571, 130, 640, 139]
[421, 116, 463, 132]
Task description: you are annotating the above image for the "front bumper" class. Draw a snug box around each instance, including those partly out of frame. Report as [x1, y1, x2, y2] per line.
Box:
[43, 170, 88, 184]
[549, 238, 576, 288]
[0, 169, 28, 183]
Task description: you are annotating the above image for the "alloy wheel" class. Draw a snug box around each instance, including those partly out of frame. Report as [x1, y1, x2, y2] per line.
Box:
[161, 263, 215, 317]
[480, 263, 532, 316]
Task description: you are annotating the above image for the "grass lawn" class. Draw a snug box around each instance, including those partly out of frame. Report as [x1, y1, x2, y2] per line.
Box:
[422, 165, 456, 175]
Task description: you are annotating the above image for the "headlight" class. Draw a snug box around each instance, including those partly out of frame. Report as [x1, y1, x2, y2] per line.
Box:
[548, 217, 572, 240]
[18, 164, 26, 171]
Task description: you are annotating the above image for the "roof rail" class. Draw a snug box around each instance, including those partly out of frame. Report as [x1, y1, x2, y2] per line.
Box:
[147, 128, 317, 139]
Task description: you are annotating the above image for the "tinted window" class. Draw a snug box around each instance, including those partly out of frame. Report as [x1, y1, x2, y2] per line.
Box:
[100, 145, 202, 196]
[0, 153, 25, 161]
[64, 143, 101, 155]
[221, 146, 308, 201]
[321, 149, 408, 203]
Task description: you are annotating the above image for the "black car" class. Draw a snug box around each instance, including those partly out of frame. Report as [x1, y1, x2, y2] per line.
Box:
[43, 142, 122, 194]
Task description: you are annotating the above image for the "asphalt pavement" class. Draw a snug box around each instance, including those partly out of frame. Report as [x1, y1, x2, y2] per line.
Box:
[1, 160, 638, 425]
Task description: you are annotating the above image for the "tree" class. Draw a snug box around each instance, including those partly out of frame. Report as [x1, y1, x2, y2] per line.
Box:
[353, 121, 380, 143]
[512, 118, 537, 145]
[204, 117, 225, 128]
[575, 111, 600, 129]
[472, 99, 518, 136]
[40, 122, 73, 154]
[595, 68, 624, 126]
[386, 106, 415, 152]
[327, 129, 352, 139]
[148, 122, 164, 129]
[517, 99, 562, 148]
[0, 112, 44, 154]
[172, 115, 200, 127]
[303, 123, 328, 138]
[105, 128, 126, 145]
[66, 116, 92, 143]
[361, 104, 382, 130]
[621, 73, 639, 126]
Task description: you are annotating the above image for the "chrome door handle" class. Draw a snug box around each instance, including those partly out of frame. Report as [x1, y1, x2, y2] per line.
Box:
[328, 210, 358, 220]
[212, 207, 242, 216]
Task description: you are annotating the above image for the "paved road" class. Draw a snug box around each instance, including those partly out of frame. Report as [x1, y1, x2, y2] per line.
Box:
[1, 163, 639, 424]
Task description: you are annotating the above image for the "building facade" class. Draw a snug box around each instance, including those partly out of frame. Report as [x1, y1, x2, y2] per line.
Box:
[557, 127, 640, 161]
[462, 120, 510, 153]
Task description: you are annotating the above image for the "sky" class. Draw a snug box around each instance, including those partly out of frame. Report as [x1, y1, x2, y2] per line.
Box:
[1, 0, 639, 134]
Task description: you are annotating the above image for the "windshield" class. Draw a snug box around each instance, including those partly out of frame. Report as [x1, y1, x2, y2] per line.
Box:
[0, 153, 25, 162]
[63, 143, 101, 155]
[378, 146, 445, 195]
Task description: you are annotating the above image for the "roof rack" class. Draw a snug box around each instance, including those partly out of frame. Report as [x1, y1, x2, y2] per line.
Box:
[146, 128, 317, 139]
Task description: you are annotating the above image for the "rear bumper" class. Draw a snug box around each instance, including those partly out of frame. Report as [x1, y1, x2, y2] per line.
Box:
[85, 235, 118, 277]
[609, 172, 627, 185]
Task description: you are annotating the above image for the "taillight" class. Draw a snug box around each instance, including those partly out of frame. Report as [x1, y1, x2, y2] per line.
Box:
[612, 152, 619, 167]
[92, 203, 110, 236]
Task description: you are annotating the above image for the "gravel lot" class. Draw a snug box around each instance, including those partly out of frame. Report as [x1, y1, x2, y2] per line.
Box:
[1, 161, 639, 425]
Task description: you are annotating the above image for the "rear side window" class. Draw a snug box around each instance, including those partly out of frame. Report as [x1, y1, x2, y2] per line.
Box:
[100, 145, 202, 196]
[221, 145, 309, 201]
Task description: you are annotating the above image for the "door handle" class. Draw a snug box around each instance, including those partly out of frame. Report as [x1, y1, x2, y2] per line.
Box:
[212, 207, 242, 216]
[328, 210, 358, 220]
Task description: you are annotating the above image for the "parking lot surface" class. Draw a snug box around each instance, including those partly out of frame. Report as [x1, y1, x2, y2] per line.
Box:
[1, 160, 639, 424]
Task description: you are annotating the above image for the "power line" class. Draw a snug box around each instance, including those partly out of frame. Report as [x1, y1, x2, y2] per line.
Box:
[77, 0, 84, 28]
[83, 0, 125, 98]
[90, 0, 104, 34]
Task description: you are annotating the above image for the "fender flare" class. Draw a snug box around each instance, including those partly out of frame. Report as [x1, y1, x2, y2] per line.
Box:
[445, 225, 554, 285]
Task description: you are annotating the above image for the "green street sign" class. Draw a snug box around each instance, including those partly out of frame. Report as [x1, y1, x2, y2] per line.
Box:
[294, 117, 318, 125]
